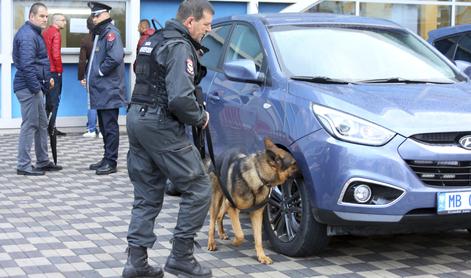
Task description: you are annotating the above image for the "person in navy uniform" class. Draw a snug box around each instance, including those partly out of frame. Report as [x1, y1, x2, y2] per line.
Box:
[123, 0, 214, 277]
[85, 1, 125, 175]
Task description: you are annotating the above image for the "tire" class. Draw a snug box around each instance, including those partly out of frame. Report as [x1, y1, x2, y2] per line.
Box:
[263, 177, 329, 257]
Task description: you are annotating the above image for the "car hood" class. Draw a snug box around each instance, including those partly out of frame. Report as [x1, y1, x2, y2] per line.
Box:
[289, 81, 471, 137]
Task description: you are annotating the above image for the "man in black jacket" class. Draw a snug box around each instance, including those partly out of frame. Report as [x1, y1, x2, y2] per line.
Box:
[85, 1, 126, 175]
[13, 2, 62, 176]
[123, 0, 213, 277]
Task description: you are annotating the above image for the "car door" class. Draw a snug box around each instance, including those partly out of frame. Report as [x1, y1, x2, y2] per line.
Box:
[205, 23, 266, 154]
[200, 23, 233, 148]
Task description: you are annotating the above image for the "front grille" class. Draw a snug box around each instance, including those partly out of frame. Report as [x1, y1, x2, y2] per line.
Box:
[411, 132, 470, 145]
[406, 160, 471, 187]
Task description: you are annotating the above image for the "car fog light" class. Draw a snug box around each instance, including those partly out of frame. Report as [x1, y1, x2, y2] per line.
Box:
[354, 184, 372, 203]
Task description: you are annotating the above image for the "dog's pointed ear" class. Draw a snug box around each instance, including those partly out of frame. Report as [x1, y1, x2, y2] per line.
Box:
[264, 138, 280, 167]
[264, 138, 276, 150]
[265, 149, 278, 167]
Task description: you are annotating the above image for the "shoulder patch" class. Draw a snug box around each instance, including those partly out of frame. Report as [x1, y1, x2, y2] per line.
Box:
[186, 58, 194, 76]
[107, 32, 116, 42]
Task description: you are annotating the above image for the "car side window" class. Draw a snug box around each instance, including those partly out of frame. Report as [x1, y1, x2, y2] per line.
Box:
[434, 35, 460, 60]
[455, 34, 471, 63]
[201, 24, 232, 70]
[224, 24, 264, 71]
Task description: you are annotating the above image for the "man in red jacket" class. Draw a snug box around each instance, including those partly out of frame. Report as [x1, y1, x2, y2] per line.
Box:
[133, 19, 155, 72]
[43, 13, 67, 136]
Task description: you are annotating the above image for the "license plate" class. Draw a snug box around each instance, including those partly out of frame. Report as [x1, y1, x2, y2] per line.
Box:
[437, 191, 471, 214]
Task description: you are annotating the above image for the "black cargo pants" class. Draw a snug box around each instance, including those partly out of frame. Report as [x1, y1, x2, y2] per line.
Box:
[126, 104, 211, 248]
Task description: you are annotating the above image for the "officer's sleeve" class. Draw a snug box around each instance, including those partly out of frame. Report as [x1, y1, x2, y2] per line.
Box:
[164, 42, 207, 127]
[99, 31, 124, 76]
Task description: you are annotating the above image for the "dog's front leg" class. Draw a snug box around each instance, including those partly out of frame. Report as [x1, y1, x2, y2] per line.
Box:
[250, 208, 272, 264]
[227, 207, 244, 246]
[208, 186, 222, 251]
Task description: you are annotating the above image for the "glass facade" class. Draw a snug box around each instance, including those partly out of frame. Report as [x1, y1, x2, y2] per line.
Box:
[308, 1, 355, 15]
[309, 0, 471, 39]
[360, 3, 450, 38]
[13, 0, 127, 48]
[456, 6, 471, 24]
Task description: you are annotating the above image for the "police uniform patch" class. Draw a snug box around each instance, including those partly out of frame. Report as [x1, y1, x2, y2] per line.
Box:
[186, 58, 194, 76]
[107, 32, 116, 42]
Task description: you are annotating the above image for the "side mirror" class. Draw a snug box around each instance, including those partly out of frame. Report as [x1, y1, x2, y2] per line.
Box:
[223, 59, 265, 84]
[454, 60, 471, 78]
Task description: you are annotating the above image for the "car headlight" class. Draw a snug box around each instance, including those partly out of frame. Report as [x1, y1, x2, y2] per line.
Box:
[312, 104, 395, 146]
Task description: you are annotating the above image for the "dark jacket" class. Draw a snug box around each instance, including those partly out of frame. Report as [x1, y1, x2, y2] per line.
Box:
[86, 18, 125, 109]
[78, 33, 93, 80]
[13, 21, 51, 94]
[157, 19, 207, 127]
[42, 25, 63, 73]
[131, 19, 208, 151]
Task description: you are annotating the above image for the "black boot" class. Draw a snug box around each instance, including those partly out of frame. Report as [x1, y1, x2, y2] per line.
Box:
[122, 246, 163, 278]
[164, 238, 211, 278]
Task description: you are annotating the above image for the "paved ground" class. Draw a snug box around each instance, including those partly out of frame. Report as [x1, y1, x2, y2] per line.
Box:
[1, 133, 471, 277]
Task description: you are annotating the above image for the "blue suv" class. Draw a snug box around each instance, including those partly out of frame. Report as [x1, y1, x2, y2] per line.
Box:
[199, 13, 471, 256]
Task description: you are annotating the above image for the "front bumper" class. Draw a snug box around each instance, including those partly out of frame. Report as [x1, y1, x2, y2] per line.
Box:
[291, 129, 471, 226]
[314, 207, 471, 235]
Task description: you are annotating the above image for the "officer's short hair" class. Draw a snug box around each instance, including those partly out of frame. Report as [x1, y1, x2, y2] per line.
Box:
[29, 2, 47, 17]
[176, 0, 214, 22]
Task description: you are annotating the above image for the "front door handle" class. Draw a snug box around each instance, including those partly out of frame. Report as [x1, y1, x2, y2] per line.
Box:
[208, 91, 221, 101]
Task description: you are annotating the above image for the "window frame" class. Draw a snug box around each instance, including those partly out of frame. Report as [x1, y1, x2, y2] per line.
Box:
[12, 0, 131, 54]
[454, 32, 471, 62]
[201, 23, 234, 72]
[433, 33, 462, 60]
[220, 21, 267, 74]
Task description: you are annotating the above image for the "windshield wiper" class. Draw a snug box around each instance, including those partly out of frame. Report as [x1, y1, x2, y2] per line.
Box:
[290, 75, 352, 84]
[358, 77, 453, 84]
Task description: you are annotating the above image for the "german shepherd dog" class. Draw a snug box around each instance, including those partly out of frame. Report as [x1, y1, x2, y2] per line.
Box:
[206, 138, 298, 264]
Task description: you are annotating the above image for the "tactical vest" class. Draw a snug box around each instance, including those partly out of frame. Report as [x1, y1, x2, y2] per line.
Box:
[131, 29, 190, 108]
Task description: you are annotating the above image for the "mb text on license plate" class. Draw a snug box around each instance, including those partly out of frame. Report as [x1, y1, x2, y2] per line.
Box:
[437, 191, 471, 214]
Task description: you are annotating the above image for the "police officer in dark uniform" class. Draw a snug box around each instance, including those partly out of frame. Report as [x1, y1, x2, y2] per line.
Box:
[86, 1, 125, 175]
[122, 0, 214, 277]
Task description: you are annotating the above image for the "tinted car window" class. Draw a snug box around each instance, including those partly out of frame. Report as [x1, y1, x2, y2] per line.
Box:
[455, 34, 471, 62]
[434, 35, 460, 60]
[201, 24, 232, 70]
[224, 24, 264, 71]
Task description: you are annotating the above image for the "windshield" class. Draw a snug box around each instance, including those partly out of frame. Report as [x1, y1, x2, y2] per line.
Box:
[269, 25, 463, 83]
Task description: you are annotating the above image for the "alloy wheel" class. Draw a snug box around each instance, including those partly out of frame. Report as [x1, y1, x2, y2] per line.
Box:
[267, 178, 302, 242]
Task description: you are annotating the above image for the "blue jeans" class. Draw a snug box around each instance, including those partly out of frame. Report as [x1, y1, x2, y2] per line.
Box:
[87, 109, 97, 132]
